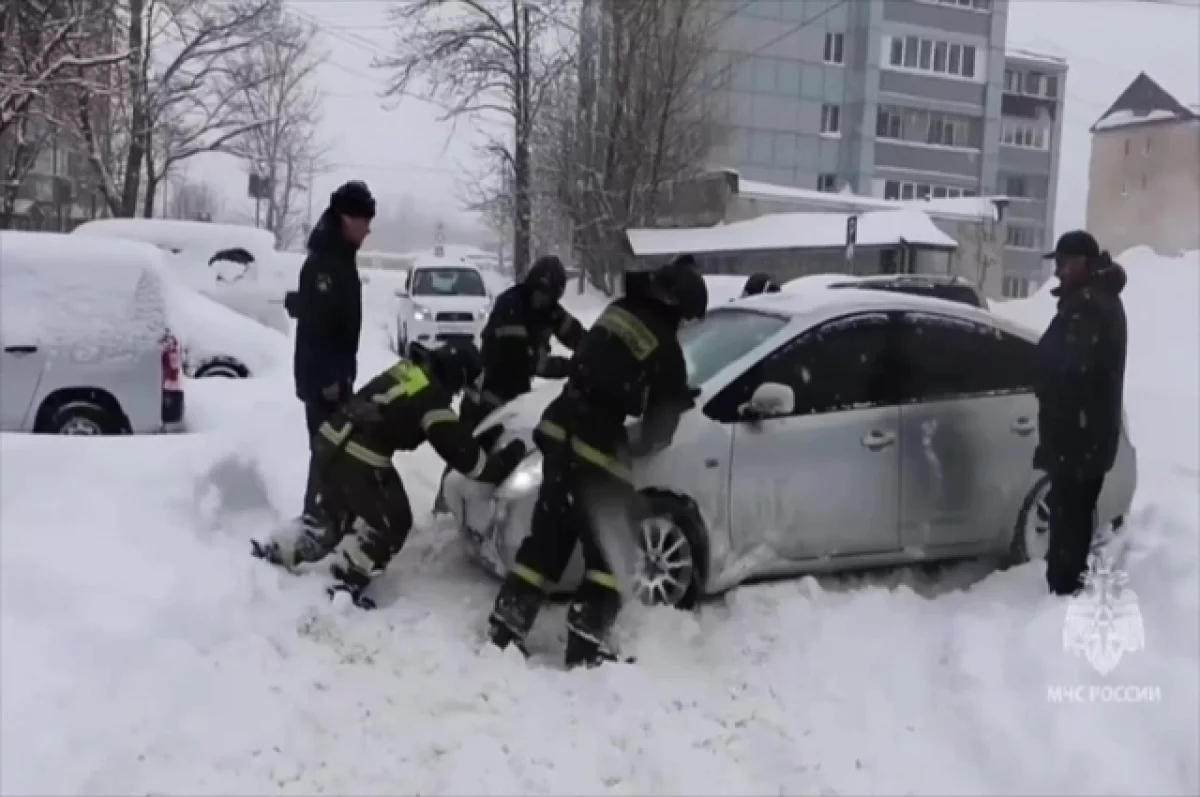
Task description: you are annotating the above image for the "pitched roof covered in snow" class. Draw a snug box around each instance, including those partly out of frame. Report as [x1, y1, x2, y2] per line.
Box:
[1091, 72, 1199, 133]
[625, 210, 958, 258]
[735, 178, 1003, 223]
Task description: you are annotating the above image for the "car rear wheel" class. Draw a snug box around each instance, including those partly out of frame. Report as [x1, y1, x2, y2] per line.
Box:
[49, 401, 123, 436]
[194, 357, 249, 379]
[631, 493, 705, 610]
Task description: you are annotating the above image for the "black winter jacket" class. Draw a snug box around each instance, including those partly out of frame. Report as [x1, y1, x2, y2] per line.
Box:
[1033, 259, 1128, 477]
[292, 211, 363, 401]
[537, 295, 692, 466]
[478, 283, 585, 402]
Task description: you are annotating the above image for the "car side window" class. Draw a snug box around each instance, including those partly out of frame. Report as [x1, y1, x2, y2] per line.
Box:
[895, 312, 1036, 403]
[707, 312, 900, 420]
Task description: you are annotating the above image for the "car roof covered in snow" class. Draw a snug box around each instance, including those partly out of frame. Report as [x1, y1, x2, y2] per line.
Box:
[72, 218, 276, 262]
[726, 284, 1039, 342]
[0, 231, 168, 354]
[625, 209, 958, 257]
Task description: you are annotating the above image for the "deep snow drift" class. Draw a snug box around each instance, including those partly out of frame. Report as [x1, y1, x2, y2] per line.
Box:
[2, 251, 1197, 795]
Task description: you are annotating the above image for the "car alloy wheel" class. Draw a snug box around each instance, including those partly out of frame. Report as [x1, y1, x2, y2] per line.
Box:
[633, 515, 696, 607]
[59, 417, 102, 435]
[1023, 481, 1052, 561]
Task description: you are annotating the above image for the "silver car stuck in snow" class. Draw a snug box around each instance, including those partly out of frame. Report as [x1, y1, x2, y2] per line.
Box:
[443, 288, 1138, 608]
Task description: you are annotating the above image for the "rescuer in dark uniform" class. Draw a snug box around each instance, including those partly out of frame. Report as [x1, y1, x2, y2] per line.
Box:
[288, 181, 374, 525]
[432, 255, 586, 513]
[741, 272, 781, 297]
[485, 258, 708, 669]
[253, 341, 528, 609]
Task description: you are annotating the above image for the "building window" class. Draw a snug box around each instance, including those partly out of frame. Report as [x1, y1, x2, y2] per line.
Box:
[1004, 69, 1021, 93]
[1000, 121, 1050, 150]
[1002, 173, 1048, 199]
[882, 179, 971, 201]
[1025, 72, 1044, 97]
[886, 35, 977, 80]
[820, 104, 841, 135]
[877, 105, 982, 149]
[1002, 276, 1030, 298]
[824, 32, 844, 65]
[1045, 74, 1059, 98]
[1005, 225, 1043, 250]
[817, 173, 838, 192]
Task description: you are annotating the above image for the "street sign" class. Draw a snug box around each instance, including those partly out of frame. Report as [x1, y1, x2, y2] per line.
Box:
[845, 214, 858, 263]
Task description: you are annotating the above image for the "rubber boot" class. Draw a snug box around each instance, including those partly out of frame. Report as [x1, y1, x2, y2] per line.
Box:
[487, 575, 545, 655]
[564, 582, 623, 669]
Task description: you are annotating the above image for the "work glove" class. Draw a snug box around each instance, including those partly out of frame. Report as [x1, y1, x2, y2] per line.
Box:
[344, 397, 383, 425]
[536, 354, 572, 379]
[481, 439, 529, 485]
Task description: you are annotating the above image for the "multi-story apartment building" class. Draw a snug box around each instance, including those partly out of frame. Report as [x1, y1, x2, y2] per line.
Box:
[998, 48, 1068, 297]
[1086, 72, 1200, 258]
[704, 0, 1067, 299]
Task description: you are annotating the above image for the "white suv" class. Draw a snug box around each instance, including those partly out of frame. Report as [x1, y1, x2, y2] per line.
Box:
[394, 264, 492, 353]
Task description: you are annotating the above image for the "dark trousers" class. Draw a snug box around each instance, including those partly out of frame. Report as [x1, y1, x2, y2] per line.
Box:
[322, 458, 415, 572]
[501, 442, 629, 659]
[1046, 474, 1105, 596]
[301, 398, 338, 517]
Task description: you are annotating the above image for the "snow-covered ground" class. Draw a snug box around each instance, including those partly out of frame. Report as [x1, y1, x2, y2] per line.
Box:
[2, 251, 1197, 795]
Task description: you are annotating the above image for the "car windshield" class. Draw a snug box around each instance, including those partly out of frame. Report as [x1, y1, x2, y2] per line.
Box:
[411, 267, 487, 297]
[679, 309, 789, 386]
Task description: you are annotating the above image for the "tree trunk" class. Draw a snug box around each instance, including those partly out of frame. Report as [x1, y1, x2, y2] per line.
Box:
[119, 0, 146, 217]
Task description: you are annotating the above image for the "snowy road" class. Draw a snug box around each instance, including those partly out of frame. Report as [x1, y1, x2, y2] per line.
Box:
[2, 251, 1197, 795]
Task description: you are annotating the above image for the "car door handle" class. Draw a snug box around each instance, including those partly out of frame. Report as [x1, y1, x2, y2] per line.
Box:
[4, 345, 37, 356]
[1011, 417, 1036, 436]
[861, 429, 896, 451]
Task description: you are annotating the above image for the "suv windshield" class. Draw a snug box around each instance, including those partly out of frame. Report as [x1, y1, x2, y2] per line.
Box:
[411, 267, 487, 297]
[679, 309, 789, 386]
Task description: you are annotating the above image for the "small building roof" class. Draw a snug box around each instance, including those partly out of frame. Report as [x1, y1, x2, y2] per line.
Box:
[1091, 72, 1199, 133]
[625, 209, 958, 258]
[735, 179, 1005, 223]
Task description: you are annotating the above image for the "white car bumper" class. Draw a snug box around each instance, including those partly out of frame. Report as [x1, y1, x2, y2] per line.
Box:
[405, 315, 484, 348]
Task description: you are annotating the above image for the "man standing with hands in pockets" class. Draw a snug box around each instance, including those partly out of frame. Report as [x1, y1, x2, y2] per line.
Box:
[288, 180, 375, 527]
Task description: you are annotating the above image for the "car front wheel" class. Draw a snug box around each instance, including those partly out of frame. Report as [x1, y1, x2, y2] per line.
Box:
[631, 493, 706, 609]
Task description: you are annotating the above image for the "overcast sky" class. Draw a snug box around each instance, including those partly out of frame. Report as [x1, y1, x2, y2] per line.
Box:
[190, 0, 1200, 238]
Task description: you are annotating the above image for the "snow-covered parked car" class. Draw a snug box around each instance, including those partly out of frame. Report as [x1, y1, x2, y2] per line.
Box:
[0, 232, 185, 435]
[444, 287, 1139, 608]
[163, 280, 289, 379]
[71, 218, 290, 335]
[394, 262, 493, 353]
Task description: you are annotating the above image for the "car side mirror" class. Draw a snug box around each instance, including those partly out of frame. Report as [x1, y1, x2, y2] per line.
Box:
[395, 287, 409, 298]
[740, 382, 794, 420]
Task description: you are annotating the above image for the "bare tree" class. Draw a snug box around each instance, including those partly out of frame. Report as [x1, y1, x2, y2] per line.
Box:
[471, 0, 722, 292]
[375, 0, 574, 278]
[164, 174, 222, 220]
[60, 0, 277, 219]
[225, 8, 328, 248]
[0, 0, 127, 225]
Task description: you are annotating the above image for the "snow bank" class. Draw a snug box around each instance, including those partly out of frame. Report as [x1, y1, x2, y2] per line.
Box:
[1, 245, 1196, 796]
[627, 209, 957, 257]
[72, 218, 276, 266]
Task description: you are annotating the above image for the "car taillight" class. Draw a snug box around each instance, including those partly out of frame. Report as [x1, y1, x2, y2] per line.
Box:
[161, 333, 182, 390]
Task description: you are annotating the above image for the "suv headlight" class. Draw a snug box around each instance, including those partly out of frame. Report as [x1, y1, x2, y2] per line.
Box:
[412, 304, 432, 321]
